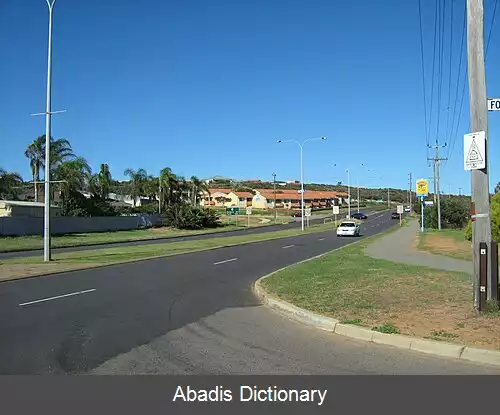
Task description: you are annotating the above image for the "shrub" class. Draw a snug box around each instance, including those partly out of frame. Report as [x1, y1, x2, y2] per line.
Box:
[164, 204, 222, 230]
[418, 198, 469, 229]
[463, 193, 500, 242]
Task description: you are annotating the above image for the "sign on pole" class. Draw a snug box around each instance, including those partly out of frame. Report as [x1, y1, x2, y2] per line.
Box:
[397, 205, 404, 214]
[305, 208, 311, 217]
[246, 207, 252, 215]
[464, 131, 486, 170]
[487, 98, 500, 111]
[332, 205, 340, 215]
[226, 207, 240, 216]
[415, 179, 429, 197]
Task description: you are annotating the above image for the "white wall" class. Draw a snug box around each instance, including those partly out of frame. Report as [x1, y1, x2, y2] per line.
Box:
[0, 214, 163, 236]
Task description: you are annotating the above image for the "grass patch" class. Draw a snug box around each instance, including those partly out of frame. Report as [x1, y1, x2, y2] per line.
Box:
[0, 221, 339, 280]
[341, 318, 362, 325]
[261, 226, 500, 351]
[0, 221, 279, 253]
[418, 228, 472, 261]
[372, 323, 400, 334]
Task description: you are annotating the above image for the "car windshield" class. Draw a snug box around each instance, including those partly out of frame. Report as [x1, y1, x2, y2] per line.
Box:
[340, 222, 356, 227]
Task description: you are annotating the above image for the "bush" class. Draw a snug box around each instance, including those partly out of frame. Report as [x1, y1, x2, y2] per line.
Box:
[164, 204, 222, 230]
[463, 193, 500, 242]
[418, 198, 469, 229]
[465, 220, 472, 241]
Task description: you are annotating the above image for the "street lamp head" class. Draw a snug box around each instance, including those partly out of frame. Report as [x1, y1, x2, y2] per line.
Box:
[277, 140, 282, 143]
[321, 136, 327, 140]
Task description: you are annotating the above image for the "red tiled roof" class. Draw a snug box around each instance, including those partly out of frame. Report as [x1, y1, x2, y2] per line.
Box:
[234, 191, 254, 198]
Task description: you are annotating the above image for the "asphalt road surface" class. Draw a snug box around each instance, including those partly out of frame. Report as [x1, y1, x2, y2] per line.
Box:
[1, 211, 498, 375]
[0, 208, 385, 260]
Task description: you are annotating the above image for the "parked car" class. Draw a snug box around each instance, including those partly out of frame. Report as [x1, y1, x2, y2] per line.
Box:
[391, 212, 400, 219]
[291, 211, 302, 217]
[336, 221, 361, 237]
[351, 212, 367, 220]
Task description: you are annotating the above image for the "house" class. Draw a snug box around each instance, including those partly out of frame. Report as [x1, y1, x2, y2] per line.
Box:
[0, 200, 61, 218]
[252, 189, 347, 210]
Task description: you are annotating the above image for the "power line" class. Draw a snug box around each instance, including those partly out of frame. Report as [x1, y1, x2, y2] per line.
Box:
[445, 0, 454, 145]
[417, 0, 430, 147]
[486, 0, 498, 57]
[436, 0, 446, 145]
[428, 0, 439, 145]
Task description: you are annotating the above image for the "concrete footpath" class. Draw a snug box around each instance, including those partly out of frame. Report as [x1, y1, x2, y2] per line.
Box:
[364, 219, 473, 274]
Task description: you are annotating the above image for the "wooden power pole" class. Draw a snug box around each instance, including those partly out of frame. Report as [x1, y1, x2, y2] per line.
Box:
[428, 142, 448, 230]
[467, 0, 494, 309]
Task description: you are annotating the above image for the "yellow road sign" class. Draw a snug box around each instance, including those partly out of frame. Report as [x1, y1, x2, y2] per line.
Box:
[416, 179, 429, 196]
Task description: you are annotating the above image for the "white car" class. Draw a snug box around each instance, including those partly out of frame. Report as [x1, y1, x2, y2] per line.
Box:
[404, 206, 411, 212]
[336, 221, 361, 237]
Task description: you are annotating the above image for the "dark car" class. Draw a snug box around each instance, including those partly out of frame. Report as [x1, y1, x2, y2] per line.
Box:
[351, 212, 367, 220]
[391, 212, 400, 219]
[291, 211, 302, 218]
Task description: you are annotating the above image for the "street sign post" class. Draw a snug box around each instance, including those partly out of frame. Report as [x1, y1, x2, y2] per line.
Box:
[397, 204, 404, 226]
[464, 131, 486, 170]
[246, 207, 252, 227]
[416, 179, 429, 197]
[333, 205, 339, 226]
[305, 208, 311, 228]
[487, 98, 500, 111]
[419, 195, 425, 233]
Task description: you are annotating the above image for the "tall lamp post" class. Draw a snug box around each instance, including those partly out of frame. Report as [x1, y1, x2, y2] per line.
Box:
[272, 172, 277, 223]
[277, 137, 327, 231]
[31, 0, 66, 262]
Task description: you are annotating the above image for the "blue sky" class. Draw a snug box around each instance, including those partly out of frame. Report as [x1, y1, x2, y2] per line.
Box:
[1, 0, 499, 195]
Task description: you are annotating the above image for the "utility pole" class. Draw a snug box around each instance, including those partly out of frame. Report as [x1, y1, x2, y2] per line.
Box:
[409, 173, 412, 210]
[459, 187, 463, 196]
[467, 0, 494, 309]
[272, 172, 277, 223]
[427, 142, 448, 230]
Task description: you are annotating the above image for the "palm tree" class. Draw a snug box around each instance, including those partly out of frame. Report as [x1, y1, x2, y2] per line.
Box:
[159, 167, 178, 209]
[124, 168, 148, 207]
[90, 163, 113, 199]
[24, 135, 75, 202]
[0, 168, 23, 200]
[55, 157, 92, 193]
[190, 175, 209, 205]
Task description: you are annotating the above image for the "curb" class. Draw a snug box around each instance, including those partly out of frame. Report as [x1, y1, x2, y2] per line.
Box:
[252, 250, 500, 369]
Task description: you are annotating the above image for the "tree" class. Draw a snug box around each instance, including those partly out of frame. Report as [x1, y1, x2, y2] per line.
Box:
[54, 157, 92, 215]
[190, 175, 209, 205]
[159, 167, 178, 209]
[123, 168, 148, 207]
[419, 198, 469, 230]
[24, 135, 75, 202]
[90, 163, 112, 200]
[0, 168, 23, 200]
[495, 182, 500, 194]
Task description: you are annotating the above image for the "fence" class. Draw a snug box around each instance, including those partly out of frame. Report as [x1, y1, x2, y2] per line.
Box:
[0, 214, 163, 236]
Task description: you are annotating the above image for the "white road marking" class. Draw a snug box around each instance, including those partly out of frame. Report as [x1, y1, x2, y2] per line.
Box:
[19, 289, 96, 307]
[213, 258, 238, 265]
[318, 238, 325, 241]
[282, 245, 295, 249]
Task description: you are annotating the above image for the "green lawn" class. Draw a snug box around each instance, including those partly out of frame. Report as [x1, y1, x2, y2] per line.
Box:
[259, 226, 500, 350]
[1, 221, 338, 266]
[418, 228, 472, 261]
[0, 222, 275, 253]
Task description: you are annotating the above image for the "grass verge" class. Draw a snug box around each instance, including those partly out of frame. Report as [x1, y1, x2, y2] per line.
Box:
[261, 226, 500, 351]
[0, 220, 280, 253]
[0, 221, 338, 282]
[418, 228, 472, 261]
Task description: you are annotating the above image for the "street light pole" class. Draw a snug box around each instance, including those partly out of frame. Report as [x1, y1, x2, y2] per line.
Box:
[346, 168, 351, 218]
[272, 172, 277, 223]
[43, 0, 56, 263]
[277, 136, 327, 231]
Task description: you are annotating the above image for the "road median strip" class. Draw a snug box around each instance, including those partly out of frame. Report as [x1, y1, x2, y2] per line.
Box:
[252, 220, 500, 368]
[0, 221, 340, 283]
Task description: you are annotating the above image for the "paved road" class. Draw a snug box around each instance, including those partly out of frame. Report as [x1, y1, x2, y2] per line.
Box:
[0, 209, 387, 260]
[1, 211, 498, 375]
[365, 219, 473, 274]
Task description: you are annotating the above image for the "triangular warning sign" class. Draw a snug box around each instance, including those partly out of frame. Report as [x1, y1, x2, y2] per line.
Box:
[466, 139, 483, 164]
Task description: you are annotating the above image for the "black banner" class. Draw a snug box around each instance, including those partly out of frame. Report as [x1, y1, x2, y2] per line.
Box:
[2, 376, 500, 414]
